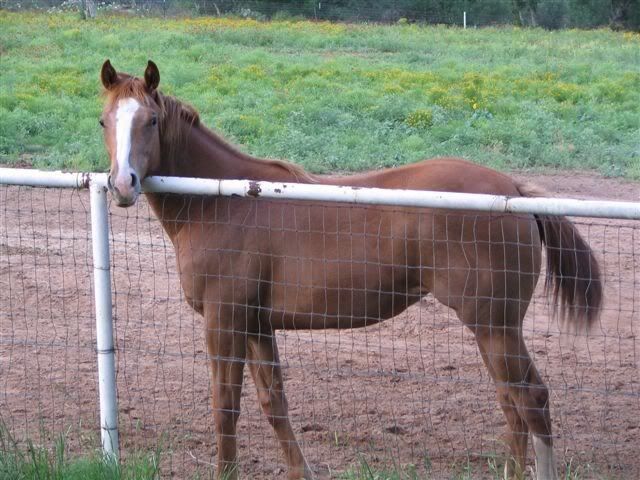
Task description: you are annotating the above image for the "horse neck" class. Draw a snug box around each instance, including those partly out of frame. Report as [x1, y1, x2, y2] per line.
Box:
[145, 117, 309, 239]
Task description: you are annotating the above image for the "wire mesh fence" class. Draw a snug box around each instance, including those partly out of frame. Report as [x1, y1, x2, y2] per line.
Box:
[0, 186, 99, 454]
[1, 181, 638, 478]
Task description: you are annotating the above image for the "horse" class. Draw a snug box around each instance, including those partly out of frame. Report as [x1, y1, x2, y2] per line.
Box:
[99, 60, 602, 480]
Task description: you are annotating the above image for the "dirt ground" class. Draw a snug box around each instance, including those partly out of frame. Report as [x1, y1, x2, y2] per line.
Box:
[0, 171, 638, 479]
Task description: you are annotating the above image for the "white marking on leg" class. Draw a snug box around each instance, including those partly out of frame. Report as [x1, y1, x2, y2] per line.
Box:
[532, 434, 558, 480]
[115, 98, 140, 177]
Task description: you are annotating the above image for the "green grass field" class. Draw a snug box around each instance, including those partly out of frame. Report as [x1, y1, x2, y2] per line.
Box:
[0, 11, 639, 178]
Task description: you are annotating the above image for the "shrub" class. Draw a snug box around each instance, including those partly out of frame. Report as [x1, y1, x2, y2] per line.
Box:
[405, 109, 434, 129]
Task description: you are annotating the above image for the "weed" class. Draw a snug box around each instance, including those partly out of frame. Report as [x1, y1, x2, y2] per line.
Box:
[0, 422, 162, 480]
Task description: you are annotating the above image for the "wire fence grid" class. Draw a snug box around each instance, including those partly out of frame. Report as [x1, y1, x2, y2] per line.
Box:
[0, 183, 639, 478]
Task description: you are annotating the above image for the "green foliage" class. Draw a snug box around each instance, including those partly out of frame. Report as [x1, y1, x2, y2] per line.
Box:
[4, 0, 640, 28]
[0, 11, 638, 178]
[0, 423, 161, 480]
[340, 456, 424, 480]
[405, 109, 434, 129]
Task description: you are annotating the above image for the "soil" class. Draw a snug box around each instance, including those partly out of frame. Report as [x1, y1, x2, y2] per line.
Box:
[0, 171, 638, 479]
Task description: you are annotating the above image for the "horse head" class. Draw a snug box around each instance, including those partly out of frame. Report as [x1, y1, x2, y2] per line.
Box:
[99, 59, 162, 207]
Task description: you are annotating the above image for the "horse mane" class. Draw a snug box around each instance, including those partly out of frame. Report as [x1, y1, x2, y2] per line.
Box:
[265, 158, 317, 183]
[192, 119, 316, 183]
[104, 75, 314, 182]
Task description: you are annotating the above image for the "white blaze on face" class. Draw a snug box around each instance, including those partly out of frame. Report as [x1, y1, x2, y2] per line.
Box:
[115, 97, 141, 182]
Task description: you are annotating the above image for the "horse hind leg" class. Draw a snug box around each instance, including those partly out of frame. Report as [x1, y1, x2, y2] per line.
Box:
[476, 333, 530, 480]
[247, 332, 313, 480]
[478, 345, 529, 479]
[470, 300, 558, 480]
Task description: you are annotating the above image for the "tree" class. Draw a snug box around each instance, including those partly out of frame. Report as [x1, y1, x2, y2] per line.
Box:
[513, 0, 539, 26]
[610, 0, 635, 28]
[82, 0, 96, 19]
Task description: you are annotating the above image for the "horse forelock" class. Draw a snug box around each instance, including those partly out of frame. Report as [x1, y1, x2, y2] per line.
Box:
[103, 76, 153, 106]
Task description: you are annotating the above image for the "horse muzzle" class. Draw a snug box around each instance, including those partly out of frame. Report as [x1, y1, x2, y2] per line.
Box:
[107, 172, 141, 207]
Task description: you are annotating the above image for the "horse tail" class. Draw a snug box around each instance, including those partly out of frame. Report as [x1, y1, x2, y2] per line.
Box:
[516, 182, 603, 330]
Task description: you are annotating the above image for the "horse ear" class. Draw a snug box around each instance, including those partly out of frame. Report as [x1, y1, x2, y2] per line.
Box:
[101, 59, 118, 90]
[144, 60, 160, 91]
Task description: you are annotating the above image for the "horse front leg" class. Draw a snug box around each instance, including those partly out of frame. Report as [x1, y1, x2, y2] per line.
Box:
[247, 332, 313, 480]
[206, 306, 248, 480]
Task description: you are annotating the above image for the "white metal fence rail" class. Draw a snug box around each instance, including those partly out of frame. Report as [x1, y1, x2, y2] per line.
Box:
[2, 168, 638, 219]
[1, 166, 639, 476]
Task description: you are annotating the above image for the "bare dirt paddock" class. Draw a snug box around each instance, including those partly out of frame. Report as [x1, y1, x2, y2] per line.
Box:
[1, 172, 638, 479]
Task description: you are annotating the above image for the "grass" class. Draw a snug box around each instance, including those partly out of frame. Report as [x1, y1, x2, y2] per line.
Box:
[338, 455, 609, 480]
[0, 425, 161, 480]
[0, 12, 639, 178]
[0, 425, 612, 480]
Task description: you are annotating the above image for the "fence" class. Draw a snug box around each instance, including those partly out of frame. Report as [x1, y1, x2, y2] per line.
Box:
[1, 167, 639, 478]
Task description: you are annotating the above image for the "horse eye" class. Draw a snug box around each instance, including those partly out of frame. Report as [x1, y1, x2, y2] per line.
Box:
[99, 119, 105, 128]
[151, 116, 157, 126]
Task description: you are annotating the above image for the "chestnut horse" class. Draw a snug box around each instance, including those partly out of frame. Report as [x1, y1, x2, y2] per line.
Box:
[99, 60, 601, 480]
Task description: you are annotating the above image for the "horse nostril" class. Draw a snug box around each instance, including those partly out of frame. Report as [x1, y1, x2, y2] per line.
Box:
[107, 174, 114, 191]
[130, 173, 138, 188]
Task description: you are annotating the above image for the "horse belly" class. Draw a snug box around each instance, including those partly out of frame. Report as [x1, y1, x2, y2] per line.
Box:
[259, 204, 424, 330]
[264, 262, 422, 330]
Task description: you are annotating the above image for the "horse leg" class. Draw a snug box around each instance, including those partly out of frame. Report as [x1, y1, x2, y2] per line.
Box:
[476, 336, 529, 479]
[247, 332, 313, 480]
[474, 320, 558, 480]
[206, 307, 248, 480]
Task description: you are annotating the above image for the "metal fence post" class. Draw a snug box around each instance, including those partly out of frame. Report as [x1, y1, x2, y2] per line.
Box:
[89, 182, 119, 460]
